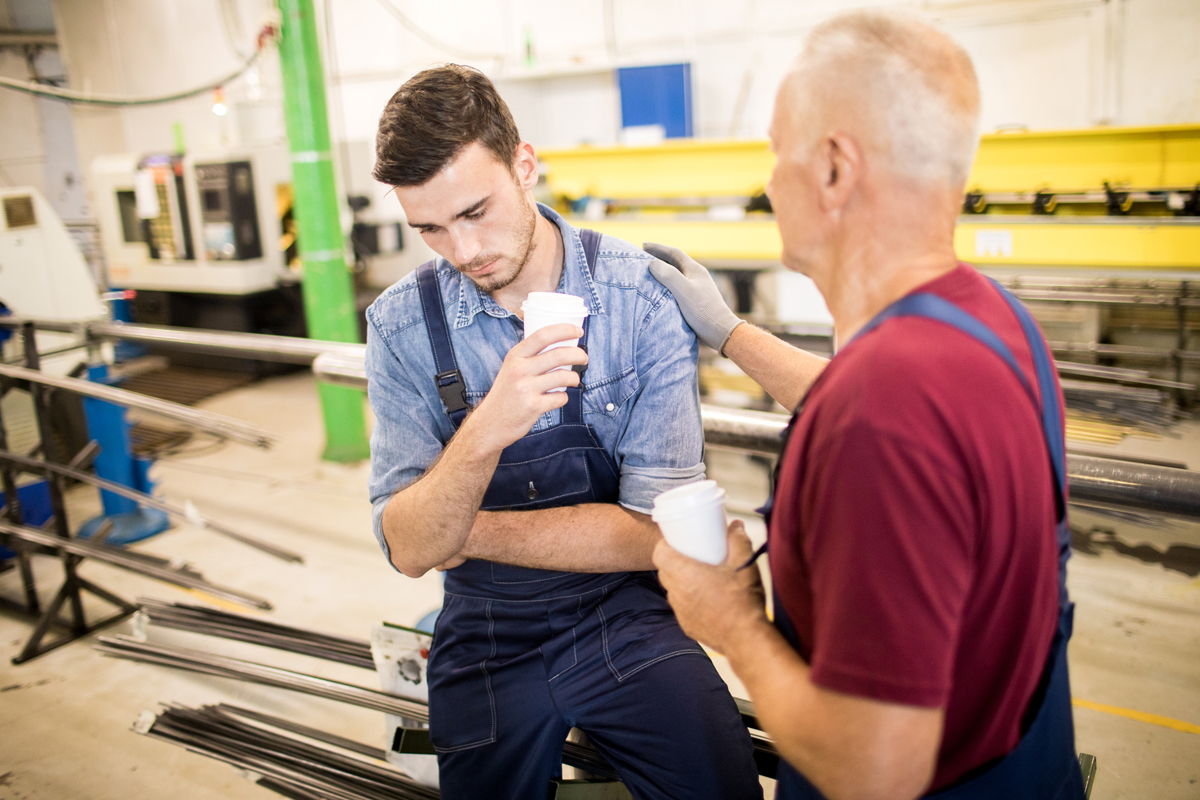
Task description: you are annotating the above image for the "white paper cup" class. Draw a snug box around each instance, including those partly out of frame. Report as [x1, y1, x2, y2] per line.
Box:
[651, 480, 728, 565]
[522, 292, 589, 392]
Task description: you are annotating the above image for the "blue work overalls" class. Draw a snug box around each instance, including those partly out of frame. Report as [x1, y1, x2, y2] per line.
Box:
[764, 280, 1086, 800]
[416, 229, 762, 800]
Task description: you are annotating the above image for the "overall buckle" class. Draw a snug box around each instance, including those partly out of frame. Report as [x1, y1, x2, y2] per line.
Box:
[571, 344, 588, 379]
[435, 369, 468, 415]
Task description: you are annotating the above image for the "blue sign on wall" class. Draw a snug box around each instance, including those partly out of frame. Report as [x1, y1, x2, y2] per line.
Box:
[618, 63, 693, 139]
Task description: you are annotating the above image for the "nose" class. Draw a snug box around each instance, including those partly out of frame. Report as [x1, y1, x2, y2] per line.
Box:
[448, 226, 481, 266]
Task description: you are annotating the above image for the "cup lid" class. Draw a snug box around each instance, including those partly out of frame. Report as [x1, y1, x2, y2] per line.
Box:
[651, 480, 725, 518]
[522, 292, 589, 315]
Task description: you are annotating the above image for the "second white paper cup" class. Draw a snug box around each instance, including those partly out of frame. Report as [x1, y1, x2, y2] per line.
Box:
[522, 292, 589, 393]
[651, 480, 728, 565]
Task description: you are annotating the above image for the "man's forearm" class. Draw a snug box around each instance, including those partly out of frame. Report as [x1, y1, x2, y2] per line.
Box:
[457, 504, 660, 572]
[723, 324, 828, 412]
[381, 420, 500, 578]
[724, 619, 940, 800]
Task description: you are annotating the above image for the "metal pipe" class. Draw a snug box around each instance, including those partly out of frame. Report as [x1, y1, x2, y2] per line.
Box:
[0, 29, 57, 47]
[1053, 361, 1193, 391]
[0, 448, 303, 563]
[0, 316, 80, 333]
[0, 521, 273, 610]
[87, 321, 365, 365]
[701, 404, 789, 453]
[7, 319, 1195, 517]
[0, 363, 274, 449]
[312, 351, 368, 389]
[1064, 455, 1200, 519]
[310, 356, 1200, 517]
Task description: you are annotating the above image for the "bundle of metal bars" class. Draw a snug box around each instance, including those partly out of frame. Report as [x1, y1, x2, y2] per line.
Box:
[95, 635, 429, 720]
[137, 598, 374, 669]
[1060, 379, 1187, 430]
[142, 702, 440, 800]
[113, 604, 781, 784]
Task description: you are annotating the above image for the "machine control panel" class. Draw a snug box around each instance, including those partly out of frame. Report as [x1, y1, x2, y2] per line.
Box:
[195, 161, 263, 261]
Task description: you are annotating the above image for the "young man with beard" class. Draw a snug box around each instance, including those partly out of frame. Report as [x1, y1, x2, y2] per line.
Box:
[365, 65, 761, 800]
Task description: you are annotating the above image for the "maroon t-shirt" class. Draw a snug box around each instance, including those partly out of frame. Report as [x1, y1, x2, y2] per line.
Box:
[769, 264, 1061, 791]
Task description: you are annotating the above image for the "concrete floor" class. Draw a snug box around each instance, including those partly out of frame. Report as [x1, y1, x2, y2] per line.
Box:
[1, 371, 1197, 799]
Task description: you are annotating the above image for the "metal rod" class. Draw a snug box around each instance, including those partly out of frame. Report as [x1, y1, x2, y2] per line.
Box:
[144, 703, 440, 800]
[95, 636, 426, 719]
[0, 447, 303, 563]
[312, 352, 368, 389]
[1048, 341, 1200, 364]
[0, 363, 274, 449]
[0, 521, 273, 610]
[137, 598, 371, 668]
[1053, 361, 1193, 391]
[4, 319, 1194, 517]
[87, 321, 365, 365]
[699, 404, 1200, 519]
[1064, 455, 1200, 520]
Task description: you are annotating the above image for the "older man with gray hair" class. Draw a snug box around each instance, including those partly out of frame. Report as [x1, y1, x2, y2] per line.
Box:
[647, 11, 1087, 800]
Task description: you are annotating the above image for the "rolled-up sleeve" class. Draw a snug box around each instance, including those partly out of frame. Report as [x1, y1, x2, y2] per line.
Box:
[615, 291, 705, 512]
[366, 311, 446, 566]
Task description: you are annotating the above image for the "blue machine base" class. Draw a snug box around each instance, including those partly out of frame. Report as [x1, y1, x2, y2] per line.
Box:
[78, 508, 171, 545]
[415, 607, 442, 634]
[0, 480, 54, 561]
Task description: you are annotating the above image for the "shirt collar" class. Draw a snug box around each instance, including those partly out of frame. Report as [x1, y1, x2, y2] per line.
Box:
[453, 203, 606, 329]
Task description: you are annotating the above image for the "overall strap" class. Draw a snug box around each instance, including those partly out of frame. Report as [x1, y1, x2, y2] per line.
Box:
[416, 260, 469, 427]
[561, 228, 602, 425]
[988, 279, 1071, 610]
[853, 292, 1038, 405]
[987, 280, 1067, 518]
[860, 285, 1071, 609]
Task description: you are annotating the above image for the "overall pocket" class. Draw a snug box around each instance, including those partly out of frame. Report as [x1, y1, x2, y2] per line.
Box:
[481, 448, 593, 511]
[426, 596, 497, 752]
[595, 575, 706, 682]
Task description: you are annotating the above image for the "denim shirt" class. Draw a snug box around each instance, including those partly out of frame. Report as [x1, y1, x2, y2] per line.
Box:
[365, 204, 705, 565]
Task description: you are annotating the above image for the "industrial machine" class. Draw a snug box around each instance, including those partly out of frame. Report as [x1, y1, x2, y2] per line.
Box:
[0, 186, 108, 322]
[91, 147, 291, 295]
[91, 147, 310, 370]
[537, 125, 1200, 413]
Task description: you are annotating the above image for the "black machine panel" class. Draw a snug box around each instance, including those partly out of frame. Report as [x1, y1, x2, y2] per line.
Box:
[195, 161, 263, 261]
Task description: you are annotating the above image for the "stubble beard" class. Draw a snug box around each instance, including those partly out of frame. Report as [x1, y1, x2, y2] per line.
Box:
[455, 198, 539, 294]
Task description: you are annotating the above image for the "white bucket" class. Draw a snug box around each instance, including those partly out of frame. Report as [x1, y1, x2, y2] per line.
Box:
[651, 480, 728, 565]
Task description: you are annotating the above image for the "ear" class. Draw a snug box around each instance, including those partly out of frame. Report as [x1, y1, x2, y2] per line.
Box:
[816, 132, 860, 211]
[512, 141, 539, 191]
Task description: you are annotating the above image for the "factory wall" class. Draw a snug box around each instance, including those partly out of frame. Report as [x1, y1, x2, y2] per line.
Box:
[2, 0, 1198, 279]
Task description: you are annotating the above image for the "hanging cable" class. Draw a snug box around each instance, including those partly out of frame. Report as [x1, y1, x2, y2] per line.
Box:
[372, 0, 502, 61]
[0, 22, 278, 107]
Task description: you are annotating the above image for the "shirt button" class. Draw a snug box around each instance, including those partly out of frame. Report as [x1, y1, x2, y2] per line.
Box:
[605, 403, 615, 412]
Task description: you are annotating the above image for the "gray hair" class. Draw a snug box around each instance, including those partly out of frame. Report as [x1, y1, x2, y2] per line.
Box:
[788, 11, 981, 189]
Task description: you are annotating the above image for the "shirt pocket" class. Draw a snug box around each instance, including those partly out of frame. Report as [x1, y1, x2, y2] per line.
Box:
[583, 367, 639, 419]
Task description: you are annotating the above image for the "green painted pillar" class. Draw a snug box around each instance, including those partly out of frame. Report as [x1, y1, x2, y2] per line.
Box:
[277, 0, 370, 463]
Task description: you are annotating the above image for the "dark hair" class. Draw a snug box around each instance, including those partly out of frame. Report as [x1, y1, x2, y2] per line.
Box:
[372, 65, 521, 187]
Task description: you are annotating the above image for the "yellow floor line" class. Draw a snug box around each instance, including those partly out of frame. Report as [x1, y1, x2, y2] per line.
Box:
[1073, 698, 1200, 734]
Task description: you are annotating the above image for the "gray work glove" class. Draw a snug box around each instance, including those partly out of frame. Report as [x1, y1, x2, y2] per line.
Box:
[645, 242, 746, 355]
